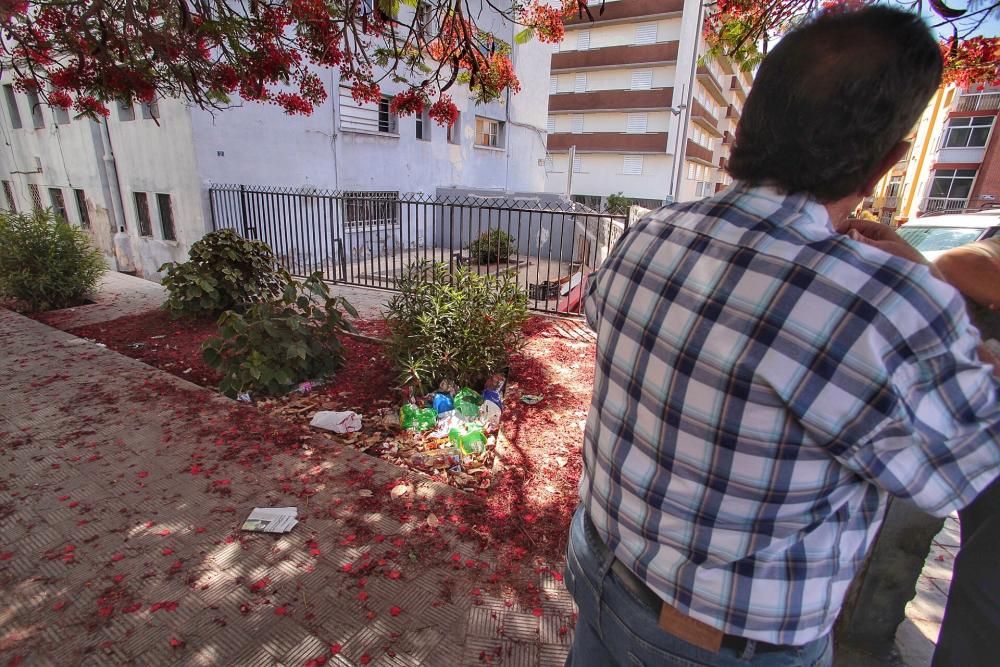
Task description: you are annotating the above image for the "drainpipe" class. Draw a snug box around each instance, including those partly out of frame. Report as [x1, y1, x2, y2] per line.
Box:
[669, 0, 706, 203]
[98, 117, 128, 233]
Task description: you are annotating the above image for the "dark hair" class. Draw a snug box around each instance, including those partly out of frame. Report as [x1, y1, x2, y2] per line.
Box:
[727, 6, 942, 202]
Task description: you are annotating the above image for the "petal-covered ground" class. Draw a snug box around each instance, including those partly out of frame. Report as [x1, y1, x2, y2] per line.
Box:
[65, 311, 596, 568]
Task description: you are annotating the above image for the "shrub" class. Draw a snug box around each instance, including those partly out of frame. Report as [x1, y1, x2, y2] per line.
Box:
[202, 271, 357, 397]
[606, 192, 632, 215]
[386, 261, 528, 394]
[160, 229, 282, 318]
[467, 229, 516, 264]
[0, 208, 106, 312]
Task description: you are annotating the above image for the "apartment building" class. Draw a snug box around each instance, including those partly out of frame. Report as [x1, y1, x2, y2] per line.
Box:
[543, 0, 752, 207]
[865, 83, 1000, 224]
[0, 15, 551, 278]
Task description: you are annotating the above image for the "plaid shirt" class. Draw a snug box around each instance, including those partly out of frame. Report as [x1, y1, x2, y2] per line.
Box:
[581, 182, 1000, 645]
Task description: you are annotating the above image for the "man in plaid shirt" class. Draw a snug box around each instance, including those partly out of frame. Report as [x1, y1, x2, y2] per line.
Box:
[565, 7, 1000, 666]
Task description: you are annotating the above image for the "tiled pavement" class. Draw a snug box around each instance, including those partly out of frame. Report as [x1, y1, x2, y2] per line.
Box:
[0, 307, 574, 666]
[1, 272, 961, 665]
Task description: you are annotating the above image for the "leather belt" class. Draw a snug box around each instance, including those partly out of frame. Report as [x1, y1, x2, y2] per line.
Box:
[585, 513, 792, 656]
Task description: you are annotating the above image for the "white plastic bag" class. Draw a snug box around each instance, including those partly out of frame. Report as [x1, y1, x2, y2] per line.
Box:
[310, 410, 362, 433]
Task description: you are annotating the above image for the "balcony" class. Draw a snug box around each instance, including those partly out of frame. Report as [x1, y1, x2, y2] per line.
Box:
[718, 156, 728, 170]
[697, 66, 727, 105]
[726, 104, 738, 118]
[546, 131, 669, 153]
[923, 197, 968, 213]
[730, 75, 747, 101]
[565, 0, 684, 26]
[722, 130, 732, 145]
[955, 92, 1000, 112]
[686, 139, 713, 164]
[551, 42, 679, 71]
[884, 195, 898, 209]
[690, 98, 719, 131]
[549, 88, 673, 112]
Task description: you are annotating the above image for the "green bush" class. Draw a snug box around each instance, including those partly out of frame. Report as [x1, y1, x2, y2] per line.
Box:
[606, 192, 632, 215]
[160, 229, 282, 318]
[0, 208, 106, 312]
[202, 271, 357, 397]
[467, 229, 516, 264]
[386, 261, 528, 394]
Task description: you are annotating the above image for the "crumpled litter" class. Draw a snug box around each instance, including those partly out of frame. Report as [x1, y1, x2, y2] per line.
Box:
[310, 410, 362, 433]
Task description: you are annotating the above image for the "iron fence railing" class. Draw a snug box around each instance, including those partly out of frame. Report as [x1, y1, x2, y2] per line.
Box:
[923, 197, 968, 213]
[955, 92, 1000, 112]
[208, 184, 633, 316]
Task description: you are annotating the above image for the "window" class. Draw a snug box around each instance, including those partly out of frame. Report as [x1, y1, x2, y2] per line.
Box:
[687, 162, 696, 180]
[338, 86, 397, 134]
[26, 90, 44, 128]
[885, 176, 902, 198]
[574, 73, 587, 93]
[343, 191, 399, 229]
[74, 189, 90, 228]
[549, 76, 558, 94]
[635, 23, 657, 45]
[571, 114, 584, 134]
[378, 96, 398, 134]
[545, 157, 554, 171]
[475, 117, 503, 148]
[626, 113, 647, 134]
[28, 184, 42, 210]
[141, 98, 160, 120]
[572, 155, 582, 173]
[943, 116, 993, 148]
[156, 193, 175, 240]
[415, 109, 430, 140]
[926, 168, 977, 211]
[552, 41, 561, 54]
[3, 85, 21, 128]
[2, 181, 15, 212]
[133, 192, 152, 236]
[576, 30, 590, 51]
[49, 188, 67, 221]
[623, 155, 643, 175]
[448, 112, 462, 144]
[630, 70, 653, 90]
[546, 117, 556, 134]
[118, 100, 136, 122]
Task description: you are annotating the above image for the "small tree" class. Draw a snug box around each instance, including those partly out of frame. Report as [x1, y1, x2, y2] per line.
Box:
[386, 261, 528, 393]
[0, 209, 106, 312]
[605, 192, 632, 215]
[160, 229, 283, 318]
[468, 229, 516, 264]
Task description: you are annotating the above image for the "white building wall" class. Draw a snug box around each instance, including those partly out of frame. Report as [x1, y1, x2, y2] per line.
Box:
[560, 18, 682, 52]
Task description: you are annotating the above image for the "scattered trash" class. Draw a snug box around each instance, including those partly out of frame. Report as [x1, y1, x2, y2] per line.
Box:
[241, 507, 298, 533]
[126, 342, 146, 350]
[182, 368, 192, 374]
[432, 392, 454, 414]
[390, 483, 411, 499]
[400, 404, 437, 431]
[94, 342, 107, 348]
[297, 381, 314, 395]
[149, 335, 166, 340]
[520, 395, 543, 405]
[236, 392, 252, 403]
[310, 410, 362, 434]
[453, 387, 483, 418]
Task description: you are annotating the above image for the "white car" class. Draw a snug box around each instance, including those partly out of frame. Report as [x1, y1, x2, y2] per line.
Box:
[897, 210, 1000, 261]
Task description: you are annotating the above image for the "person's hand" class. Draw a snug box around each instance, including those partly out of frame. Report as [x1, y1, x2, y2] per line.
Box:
[835, 217, 929, 265]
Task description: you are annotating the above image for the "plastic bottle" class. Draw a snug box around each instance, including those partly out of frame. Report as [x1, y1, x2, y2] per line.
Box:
[449, 425, 487, 455]
[414, 407, 438, 431]
[432, 392, 454, 414]
[453, 388, 483, 419]
[399, 403, 419, 430]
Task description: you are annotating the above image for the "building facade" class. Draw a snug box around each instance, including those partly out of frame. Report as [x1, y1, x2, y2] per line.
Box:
[0, 14, 551, 278]
[542, 0, 751, 207]
[865, 83, 1000, 225]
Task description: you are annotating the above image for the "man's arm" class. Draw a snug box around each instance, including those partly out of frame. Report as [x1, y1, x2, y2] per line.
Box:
[934, 247, 1000, 311]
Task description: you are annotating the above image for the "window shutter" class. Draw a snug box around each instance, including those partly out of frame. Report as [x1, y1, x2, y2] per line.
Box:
[573, 155, 583, 173]
[626, 113, 647, 134]
[577, 31, 590, 51]
[546, 117, 556, 133]
[571, 114, 584, 134]
[550, 76, 558, 94]
[687, 162, 695, 180]
[574, 73, 587, 93]
[552, 40, 561, 54]
[630, 70, 652, 90]
[635, 23, 657, 45]
[623, 155, 643, 175]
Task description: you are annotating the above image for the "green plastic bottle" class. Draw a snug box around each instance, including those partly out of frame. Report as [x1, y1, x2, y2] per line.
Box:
[449, 425, 486, 455]
[415, 407, 438, 431]
[453, 387, 483, 419]
[400, 403, 419, 430]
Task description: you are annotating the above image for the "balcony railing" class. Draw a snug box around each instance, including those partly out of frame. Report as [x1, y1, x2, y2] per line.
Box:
[883, 195, 898, 209]
[923, 197, 968, 213]
[956, 92, 1000, 112]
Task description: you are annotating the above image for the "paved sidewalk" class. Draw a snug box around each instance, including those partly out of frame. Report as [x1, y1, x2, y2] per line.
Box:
[0, 309, 573, 666]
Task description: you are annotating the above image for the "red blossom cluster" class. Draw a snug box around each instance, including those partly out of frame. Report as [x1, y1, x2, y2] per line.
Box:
[941, 36, 1000, 88]
[388, 89, 426, 116]
[429, 94, 460, 126]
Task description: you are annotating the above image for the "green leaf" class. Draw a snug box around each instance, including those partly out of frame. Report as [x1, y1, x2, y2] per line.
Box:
[514, 28, 535, 45]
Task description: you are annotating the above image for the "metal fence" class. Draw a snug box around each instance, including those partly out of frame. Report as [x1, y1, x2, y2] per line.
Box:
[208, 184, 632, 315]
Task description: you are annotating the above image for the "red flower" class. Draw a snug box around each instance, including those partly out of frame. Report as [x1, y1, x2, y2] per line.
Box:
[389, 605, 402, 617]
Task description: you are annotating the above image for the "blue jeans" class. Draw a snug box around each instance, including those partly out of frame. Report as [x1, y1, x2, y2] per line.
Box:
[564, 506, 833, 667]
